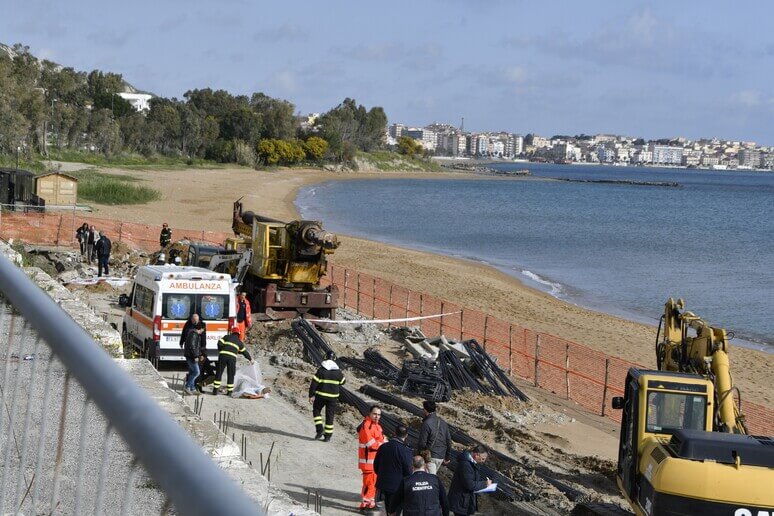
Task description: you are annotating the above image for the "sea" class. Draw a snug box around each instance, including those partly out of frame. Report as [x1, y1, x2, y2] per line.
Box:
[296, 163, 774, 352]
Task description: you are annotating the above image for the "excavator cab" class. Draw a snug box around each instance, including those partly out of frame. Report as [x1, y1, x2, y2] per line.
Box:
[610, 368, 774, 515]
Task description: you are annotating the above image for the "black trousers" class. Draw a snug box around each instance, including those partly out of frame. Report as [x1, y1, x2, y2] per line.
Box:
[312, 397, 337, 436]
[213, 355, 236, 393]
[98, 255, 109, 277]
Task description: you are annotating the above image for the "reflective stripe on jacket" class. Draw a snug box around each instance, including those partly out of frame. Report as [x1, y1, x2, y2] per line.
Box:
[357, 418, 386, 472]
[217, 333, 251, 360]
[308, 362, 346, 399]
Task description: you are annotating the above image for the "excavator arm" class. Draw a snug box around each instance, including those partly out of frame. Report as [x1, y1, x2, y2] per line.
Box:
[656, 298, 747, 434]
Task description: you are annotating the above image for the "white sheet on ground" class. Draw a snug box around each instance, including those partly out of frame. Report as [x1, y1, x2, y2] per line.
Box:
[231, 362, 268, 398]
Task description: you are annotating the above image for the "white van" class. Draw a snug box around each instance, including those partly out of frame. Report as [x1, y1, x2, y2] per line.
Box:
[121, 265, 236, 363]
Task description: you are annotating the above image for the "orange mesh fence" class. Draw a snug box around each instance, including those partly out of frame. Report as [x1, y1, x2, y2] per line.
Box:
[0, 210, 230, 252]
[4, 215, 770, 435]
[326, 263, 773, 435]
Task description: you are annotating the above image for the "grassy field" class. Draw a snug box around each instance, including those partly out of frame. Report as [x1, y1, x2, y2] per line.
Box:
[67, 169, 161, 205]
[49, 150, 226, 170]
[357, 150, 443, 172]
[0, 155, 46, 173]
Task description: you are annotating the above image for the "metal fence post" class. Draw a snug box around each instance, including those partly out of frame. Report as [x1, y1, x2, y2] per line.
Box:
[55, 214, 63, 246]
[440, 302, 445, 336]
[459, 310, 464, 340]
[534, 334, 540, 387]
[371, 278, 376, 318]
[387, 285, 393, 328]
[508, 325, 513, 375]
[405, 291, 410, 320]
[565, 343, 570, 400]
[602, 359, 610, 416]
[343, 269, 349, 309]
[118, 222, 123, 243]
[483, 315, 489, 352]
[356, 274, 361, 314]
[70, 203, 76, 246]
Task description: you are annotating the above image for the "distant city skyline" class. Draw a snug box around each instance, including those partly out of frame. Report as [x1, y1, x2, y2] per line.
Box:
[3, 1, 774, 144]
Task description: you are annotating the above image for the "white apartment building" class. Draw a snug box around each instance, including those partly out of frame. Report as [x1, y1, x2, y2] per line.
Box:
[513, 135, 524, 156]
[650, 145, 683, 166]
[389, 123, 405, 139]
[700, 154, 720, 167]
[404, 128, 437, 150]
[489, 139, 504, 157]
[597, 145, 616, 163]
[738, 149, 761, 168]
[117, 92, 153, 112]
[632, 150, 653, 164]
[531, 135, 550, 148]
[553, 142, 581, 161]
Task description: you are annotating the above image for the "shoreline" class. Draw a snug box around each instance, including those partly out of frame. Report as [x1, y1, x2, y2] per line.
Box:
[85, 165, 774, 408]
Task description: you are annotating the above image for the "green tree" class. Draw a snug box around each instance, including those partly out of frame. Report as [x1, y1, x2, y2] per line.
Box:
[251, 92, 296, 140]
[88, 109, 120, 154]
[397, 136, 423, 157]
[316, 98, 387, 160]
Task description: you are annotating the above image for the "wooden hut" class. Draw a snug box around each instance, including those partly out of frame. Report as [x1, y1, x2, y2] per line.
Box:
[35, 172, 78, 206]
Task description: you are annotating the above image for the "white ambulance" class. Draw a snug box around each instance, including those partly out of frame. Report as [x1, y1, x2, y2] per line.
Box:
[121, 265, 237, 363]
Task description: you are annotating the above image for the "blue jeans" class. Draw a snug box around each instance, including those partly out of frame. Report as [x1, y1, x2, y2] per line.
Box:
[185, 357, 200, 390]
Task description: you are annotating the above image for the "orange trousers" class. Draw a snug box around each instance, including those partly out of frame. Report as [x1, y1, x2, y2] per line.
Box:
[235, 321, 247, 341]
[360, 471, 376, 508]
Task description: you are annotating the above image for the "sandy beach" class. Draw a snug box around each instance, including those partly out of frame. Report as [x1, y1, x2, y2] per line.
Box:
[89, 166, 773, 408]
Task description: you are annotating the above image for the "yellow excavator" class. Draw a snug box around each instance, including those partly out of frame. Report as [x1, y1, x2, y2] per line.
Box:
[209, 199, 340, 319]
[577, 299, 774, 515]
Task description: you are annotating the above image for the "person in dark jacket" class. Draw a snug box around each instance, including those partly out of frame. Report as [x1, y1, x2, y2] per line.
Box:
[308, 351, 346, 442]
[373, 425, 413, 514]
[447, 444, 492, 516]
[94, 231, 112, 277]
[389, 455, 449, 516]
[179, 313, 207, 352]
[87, 225, 98, 264]
[76, 223, 89, 258]
[195, 352, 217, 393]
[182, 319, 202, 395]
[159, 222, 172, 248]
[417, 400, 452, 475]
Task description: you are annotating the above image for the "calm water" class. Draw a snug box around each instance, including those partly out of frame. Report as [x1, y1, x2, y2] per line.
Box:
[297, 163, 774, 350]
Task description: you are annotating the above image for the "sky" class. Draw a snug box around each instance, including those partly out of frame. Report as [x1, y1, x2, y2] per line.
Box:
[3, 0, 774, 144]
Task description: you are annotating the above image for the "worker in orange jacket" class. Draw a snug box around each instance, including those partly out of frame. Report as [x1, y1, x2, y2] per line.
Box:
[235, 290, 252, 341]
[357, 405, 387, 511]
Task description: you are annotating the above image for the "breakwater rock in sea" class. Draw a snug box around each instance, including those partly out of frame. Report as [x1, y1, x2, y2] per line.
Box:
[552, 177, 681, 188]
[442, 163, 531, 176]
